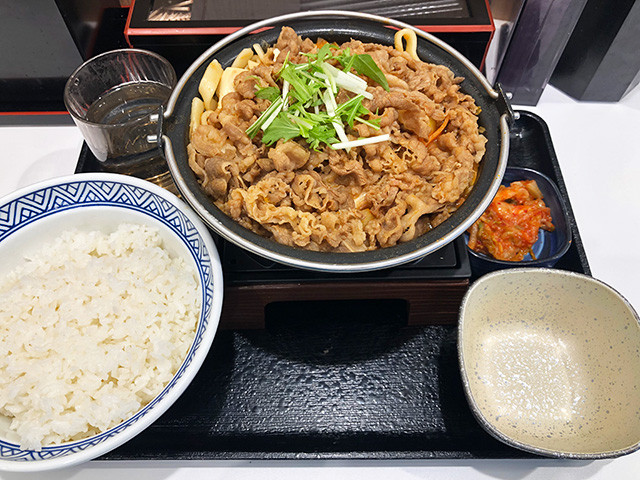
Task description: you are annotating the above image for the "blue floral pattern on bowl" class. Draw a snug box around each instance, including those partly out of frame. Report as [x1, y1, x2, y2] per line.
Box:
[0, 175, 220, 468]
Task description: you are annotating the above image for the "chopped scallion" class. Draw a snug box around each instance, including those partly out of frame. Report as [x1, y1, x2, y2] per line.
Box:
[330, 134, 391, 150]
[245, 43, 391, 150]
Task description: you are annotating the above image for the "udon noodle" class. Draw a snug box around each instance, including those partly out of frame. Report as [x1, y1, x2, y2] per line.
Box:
[187, 27, 486, 252]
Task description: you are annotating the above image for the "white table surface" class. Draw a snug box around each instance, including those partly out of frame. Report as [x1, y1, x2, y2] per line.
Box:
[0, 84, 639, 479]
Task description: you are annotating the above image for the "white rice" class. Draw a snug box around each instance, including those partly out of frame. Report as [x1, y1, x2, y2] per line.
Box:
[0, 223, 200, 450]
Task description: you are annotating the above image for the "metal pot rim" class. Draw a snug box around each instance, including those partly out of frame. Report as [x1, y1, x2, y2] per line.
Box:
[161, 10, 511, 272]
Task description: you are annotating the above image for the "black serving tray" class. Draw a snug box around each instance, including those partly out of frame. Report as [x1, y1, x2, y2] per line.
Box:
[77, 111, 589, 460]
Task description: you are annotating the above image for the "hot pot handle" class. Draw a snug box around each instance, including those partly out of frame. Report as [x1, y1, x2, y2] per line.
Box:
[494, 82, 517, 123]
[145, 106, 165, 147]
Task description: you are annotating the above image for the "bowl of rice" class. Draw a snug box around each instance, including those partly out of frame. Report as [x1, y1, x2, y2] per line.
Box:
[0, 172, 223, 471]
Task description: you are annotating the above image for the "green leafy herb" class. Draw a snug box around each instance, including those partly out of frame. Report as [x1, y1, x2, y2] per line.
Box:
[339, 48, 357, 73]
[255, 86, 281, 102]
[245, 96, 283, 138]
[314, 42, 333, 64]
[260, 115, 300, 145]
[246, 43, 391, 150]
[355, 116, 381, 130]
[307, 123, 338, 150]
[334, 94, 369, 128]
[335, 51, 388, 91]
[351, 54, 389, 91]
[279, 59, 322, 103]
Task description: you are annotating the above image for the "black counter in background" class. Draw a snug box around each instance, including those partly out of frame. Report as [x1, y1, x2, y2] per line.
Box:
[0, 1, 128, 125]
[0, 0, 493, 125]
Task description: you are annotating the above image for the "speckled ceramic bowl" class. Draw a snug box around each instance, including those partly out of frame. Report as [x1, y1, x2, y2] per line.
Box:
[458, 268, 640, 458]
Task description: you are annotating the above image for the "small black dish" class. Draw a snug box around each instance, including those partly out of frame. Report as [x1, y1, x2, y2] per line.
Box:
[465, 166, 572, 275]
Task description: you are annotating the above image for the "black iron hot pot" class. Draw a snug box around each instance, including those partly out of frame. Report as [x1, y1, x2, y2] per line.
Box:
[156, 10, 513, 272]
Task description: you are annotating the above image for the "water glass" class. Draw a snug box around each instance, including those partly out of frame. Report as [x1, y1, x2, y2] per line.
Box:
[64, 49, 176, 164]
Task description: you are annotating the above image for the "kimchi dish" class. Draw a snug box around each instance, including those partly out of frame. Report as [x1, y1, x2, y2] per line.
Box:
[467, 180, 555, 261]
[187, 27, 487, 252]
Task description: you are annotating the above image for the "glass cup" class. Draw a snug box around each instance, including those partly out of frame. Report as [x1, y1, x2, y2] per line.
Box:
[64, 49, 177, 166]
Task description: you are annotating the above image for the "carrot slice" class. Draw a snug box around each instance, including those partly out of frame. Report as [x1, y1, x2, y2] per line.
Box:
[426, 114, 450, 146]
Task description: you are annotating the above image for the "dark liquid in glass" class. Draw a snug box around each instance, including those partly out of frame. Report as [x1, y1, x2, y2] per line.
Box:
[86, 82, 171, 124]
[84, 82, 171, 161]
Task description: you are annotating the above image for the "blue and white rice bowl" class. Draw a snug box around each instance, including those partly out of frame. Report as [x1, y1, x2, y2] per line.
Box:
[0, 173, 223, 472]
